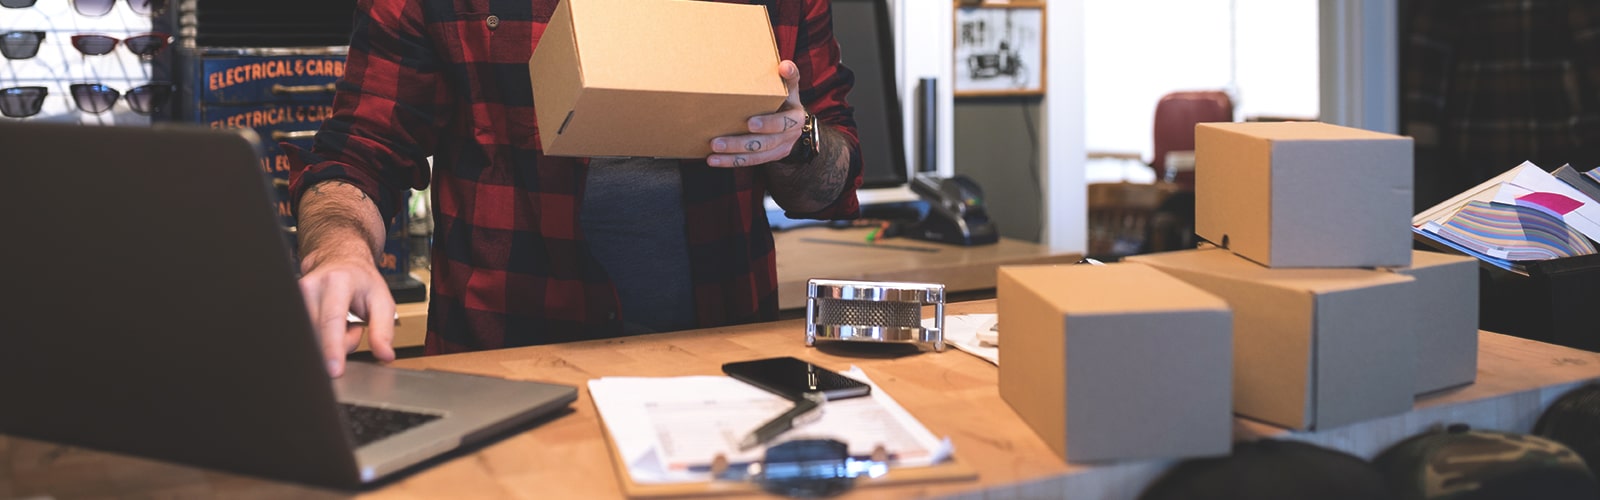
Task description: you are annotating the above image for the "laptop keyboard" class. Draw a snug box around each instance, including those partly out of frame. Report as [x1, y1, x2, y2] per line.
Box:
[339, 403, 444, 447]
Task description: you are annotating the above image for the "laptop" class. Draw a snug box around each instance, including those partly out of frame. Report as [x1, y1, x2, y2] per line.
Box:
[0, 121, 578, 489]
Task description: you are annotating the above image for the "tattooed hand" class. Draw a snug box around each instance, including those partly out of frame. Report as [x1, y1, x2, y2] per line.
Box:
[706, 60, 807, 168]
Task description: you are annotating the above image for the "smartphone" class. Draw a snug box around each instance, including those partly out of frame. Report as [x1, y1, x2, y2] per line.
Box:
[721, 356, 871, 402]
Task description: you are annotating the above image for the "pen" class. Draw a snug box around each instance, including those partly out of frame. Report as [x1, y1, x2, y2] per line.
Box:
[738, 392, 826, 451]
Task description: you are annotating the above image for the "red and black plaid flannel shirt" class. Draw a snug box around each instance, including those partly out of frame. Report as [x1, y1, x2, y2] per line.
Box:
[1403, 0, 1600, 208]
[286, 0, 862, 354]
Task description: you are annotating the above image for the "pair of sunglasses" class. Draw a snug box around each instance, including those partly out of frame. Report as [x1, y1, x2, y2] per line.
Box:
[1, 32, 171, 60]
[0, 86, 47, 118]
[1, 31, 44, 60]
[69, 83, 174, 114]
[72, 33, 172, 57]
[0, 0, 36, 7]
[71, 0, 165, 16]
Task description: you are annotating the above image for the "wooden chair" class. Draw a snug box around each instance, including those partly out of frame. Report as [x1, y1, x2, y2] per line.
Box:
[1086, 181, 1173, 261]
[1083, 91, 1232, 260]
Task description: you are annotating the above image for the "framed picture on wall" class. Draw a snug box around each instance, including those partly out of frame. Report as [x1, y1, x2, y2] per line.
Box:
[953, 1, 1046, 97]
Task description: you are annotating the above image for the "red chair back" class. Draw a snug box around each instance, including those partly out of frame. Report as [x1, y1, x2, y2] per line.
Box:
[1152, 91, 1233, 189]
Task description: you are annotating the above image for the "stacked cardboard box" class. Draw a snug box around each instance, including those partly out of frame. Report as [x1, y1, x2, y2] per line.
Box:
[1128, 122, 1478, 430]
[1126, 247, 1419, 430]
[999, 122, 1480, 463]
[998, 263, 1233, 462]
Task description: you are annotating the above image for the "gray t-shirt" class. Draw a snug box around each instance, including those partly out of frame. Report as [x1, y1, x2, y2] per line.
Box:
[580, 157, 695, 334]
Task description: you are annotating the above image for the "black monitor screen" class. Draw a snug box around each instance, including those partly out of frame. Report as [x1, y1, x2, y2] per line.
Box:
[830, 0, 909, 189]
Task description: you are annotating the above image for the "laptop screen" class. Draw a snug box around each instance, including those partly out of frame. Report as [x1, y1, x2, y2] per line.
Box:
[0, 122, 575, 488]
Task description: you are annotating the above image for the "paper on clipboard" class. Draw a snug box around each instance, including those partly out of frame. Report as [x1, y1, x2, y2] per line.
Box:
[588, 369, 952, 485]
[1414, 161, 1600, 243]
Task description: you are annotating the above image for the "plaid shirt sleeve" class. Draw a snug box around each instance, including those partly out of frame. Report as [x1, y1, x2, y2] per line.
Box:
[284, 0, 450, 227]
[774, 0, 863, 220]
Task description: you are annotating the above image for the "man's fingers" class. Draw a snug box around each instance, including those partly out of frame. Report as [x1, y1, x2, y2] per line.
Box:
[319, 321, 347, 377]
[364, 298, 398, 363]
[314, 280, 355, 377]
[745, 110, 805, 135]
[299, 278, 345, 376]
[707, 131, 790, 167]
[779, 60, 801, 106]
[343, 323, 366, 358]
[713, 132, 786, 155]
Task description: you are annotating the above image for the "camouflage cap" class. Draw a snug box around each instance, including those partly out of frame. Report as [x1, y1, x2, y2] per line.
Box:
[1373, 423, 1599, 500]
[1535, 382, 1600, 481]
[1139, 439, 1396, 500]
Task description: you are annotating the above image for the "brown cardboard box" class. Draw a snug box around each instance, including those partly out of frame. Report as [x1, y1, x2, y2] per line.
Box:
[997, 263, 1232, 462]
[1195, 122, 1414, 268]
[1126, 248, 1418, 430]
[1388, 250, 1479, 395]
[528, 0, 787, 158]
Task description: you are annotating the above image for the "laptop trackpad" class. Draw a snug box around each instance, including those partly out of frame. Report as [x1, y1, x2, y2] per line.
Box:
[331, 362, 578, 480]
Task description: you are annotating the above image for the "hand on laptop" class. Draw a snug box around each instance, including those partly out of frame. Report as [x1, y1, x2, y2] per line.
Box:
[295, 179, 397, 377]
[298, 249, 397, 377]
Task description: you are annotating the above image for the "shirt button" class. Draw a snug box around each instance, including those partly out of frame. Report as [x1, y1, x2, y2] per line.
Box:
[486, 15, 500, 30]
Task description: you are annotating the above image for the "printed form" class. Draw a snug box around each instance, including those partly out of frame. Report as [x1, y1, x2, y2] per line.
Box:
[588, 368, 952, 484]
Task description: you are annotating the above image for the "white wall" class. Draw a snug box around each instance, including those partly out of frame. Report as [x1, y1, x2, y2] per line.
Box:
[1045, 0, 1087, 251]
[1084, 0, 1321, 164]
[1318, 0, 1398, 133]
[891, 0, 1328, 253]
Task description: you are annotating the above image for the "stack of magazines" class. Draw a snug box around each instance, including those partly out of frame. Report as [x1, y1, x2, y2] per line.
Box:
[1413, 161, 1600, 275]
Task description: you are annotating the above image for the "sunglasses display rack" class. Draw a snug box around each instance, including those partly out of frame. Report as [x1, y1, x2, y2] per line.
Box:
[1, 0, 175, 123]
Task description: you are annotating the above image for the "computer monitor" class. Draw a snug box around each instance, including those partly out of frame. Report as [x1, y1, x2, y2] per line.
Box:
[831, 0, 910, 189]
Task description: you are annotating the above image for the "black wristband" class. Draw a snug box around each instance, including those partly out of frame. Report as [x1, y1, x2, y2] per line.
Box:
[780, 113, 820, 165]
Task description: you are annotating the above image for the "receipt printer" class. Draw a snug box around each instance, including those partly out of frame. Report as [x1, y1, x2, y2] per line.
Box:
[905, 173, 999, 246]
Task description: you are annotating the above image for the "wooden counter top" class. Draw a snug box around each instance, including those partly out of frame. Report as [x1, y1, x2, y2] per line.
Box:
[369, 227, 1081, 351]
[8, 300, 1598, 499]
[772, 227, 1082, 310]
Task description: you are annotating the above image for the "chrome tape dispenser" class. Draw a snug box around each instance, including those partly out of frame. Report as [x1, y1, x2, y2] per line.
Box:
[805, 279, 945, 351]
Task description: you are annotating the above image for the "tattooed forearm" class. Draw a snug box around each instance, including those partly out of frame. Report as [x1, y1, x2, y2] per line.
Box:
[297, 180, 386, 265]
[310, 179, 368, 201]
[765, 125, 850, 212]
[805, 126, 850, 203]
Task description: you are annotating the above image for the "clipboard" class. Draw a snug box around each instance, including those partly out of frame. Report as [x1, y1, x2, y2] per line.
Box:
[594, 401, 980, 498]
[586, 373, 979, 497]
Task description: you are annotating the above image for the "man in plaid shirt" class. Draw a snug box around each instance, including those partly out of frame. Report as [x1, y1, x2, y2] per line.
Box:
[287, 0, 863, 376]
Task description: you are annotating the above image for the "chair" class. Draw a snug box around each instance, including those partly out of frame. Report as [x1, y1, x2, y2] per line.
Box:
[1151, 90, 1234, 190]
[1085, 181, 1171, 261]
[1145, 90, 1233, 254]
[1082, 91, 1234, 260]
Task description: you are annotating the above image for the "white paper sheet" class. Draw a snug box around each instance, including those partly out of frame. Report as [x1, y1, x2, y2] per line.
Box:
[1414, 161, 1600, 243]
[588, 368, 952, 484]
[928, 313, 999, 365]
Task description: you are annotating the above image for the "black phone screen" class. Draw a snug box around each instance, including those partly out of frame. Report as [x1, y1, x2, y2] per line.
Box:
[721, 356, 872, 402]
